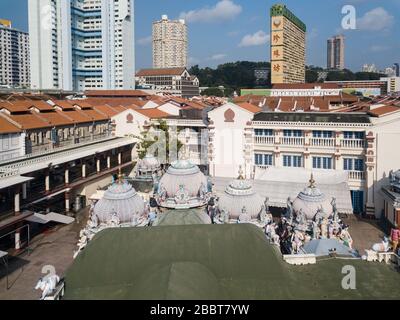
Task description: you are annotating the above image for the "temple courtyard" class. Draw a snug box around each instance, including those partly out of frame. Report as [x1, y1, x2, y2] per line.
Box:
[0, 208, 396, 300]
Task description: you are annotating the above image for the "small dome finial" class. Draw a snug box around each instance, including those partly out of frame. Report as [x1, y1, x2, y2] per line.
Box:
[238, 165, 245, 180]
[309, 173, 316, 188]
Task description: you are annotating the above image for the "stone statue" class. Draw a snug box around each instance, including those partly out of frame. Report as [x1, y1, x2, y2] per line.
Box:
[158, 184, 167, 201]
[35, 273, 60, 300]
[108, 211, 120, 227]
[220, 209, 230, 224]
[320, 218, 328, 239]
[264, 197, 270, 215]
[331, 197, 339, 222]
[286, 197, 293, 219]
[314, 206, 324, 224]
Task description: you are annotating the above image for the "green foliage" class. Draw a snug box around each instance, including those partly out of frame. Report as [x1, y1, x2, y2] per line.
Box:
[305, 69, 319, 83]
[135, 119, 183, 161]
[189, 61, 271, 93]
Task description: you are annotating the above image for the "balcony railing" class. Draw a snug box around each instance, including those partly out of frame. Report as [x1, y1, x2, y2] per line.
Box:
[340, 139, 366, 149]
[280, 137, 305, 146]
[310, 138, 335, 147]
[253, 136, 366, 150]
[347, 170, 365, 181]
[254, 136, 274, 145]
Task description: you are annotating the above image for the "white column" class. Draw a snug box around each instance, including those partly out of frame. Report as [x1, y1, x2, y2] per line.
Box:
[14, 191, 20, 213]
[107, 156, 111, 169]
[96, 158, 101, 173]
[65, 192, 70, 212]
[118, 152, 122, 165]
[65, 167, 70, 185]
[15, 231, 21, 250]
[45, 173, 50, 192]
[22, 183, 27, 200]
[82, 164, 86, 178]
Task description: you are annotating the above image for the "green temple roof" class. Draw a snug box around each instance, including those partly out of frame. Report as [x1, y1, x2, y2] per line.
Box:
[64, 224, 400, 300]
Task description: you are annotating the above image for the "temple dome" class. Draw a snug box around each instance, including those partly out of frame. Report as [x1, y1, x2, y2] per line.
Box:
[93, 181, 146, 223]
[218, 178, 264, 220]
[292, 175, 331, 220]
[156, 159, 210, 209]
[138, 154, 160, 173]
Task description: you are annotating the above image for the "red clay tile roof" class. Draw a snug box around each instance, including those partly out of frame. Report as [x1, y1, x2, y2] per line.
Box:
[236, 102, 262, 113]
[0, 116, 22, 133]
[85, 90, 149, 97]
[368, 106, 400, 117]
[52, 100, 75, 110]
[135, 108, 169, 119]
[6, 113, 52, 130]
[136, 68, 187, 77]
[33, 111, 74, 126]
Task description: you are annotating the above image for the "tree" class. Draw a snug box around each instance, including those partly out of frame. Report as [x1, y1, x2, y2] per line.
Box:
[189, 61, 271, 91]
[305, 69, 319, 83]
[135, 120, 183, 162]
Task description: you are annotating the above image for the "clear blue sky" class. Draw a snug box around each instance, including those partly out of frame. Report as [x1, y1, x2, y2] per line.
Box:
[1, 0, 399, 71]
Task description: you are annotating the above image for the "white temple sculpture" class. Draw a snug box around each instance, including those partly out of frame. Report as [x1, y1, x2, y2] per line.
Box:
[217, 169, 264, 221]
[136, 153, 161, 180]
[93, 180, 146, 223]
[292, 174, 332, 221]
[74, 178, 149, 259]
[155, 159, 211, 209]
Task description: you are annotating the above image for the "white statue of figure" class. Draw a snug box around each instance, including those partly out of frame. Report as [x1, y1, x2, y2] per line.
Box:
[286, 197, 293, 219]
[259, 206, 267, 224]
[328, 223, 334, 239]
[108, 211, 120, 227]
[35, 274, 60, 300]
[219, 209, 229, 224]
[264, 197, 270, 215]
[320, 218, 328, 239]
[296, 209, 307, 227]
[372, 237, 390, 252]
[331, 197, 339, 222]
[291, 230, 304, 254]
[266, 223, 280, 245]
[314, 206, 324, 224]
[312, 221, 321, 239]
[238, 206, 251, 223]
[340, 227, 354, 249]
[199, 182, 207, 199]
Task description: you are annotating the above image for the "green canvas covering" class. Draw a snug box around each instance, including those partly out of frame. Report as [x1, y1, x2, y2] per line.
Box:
[153, 209, 211, 226]
[64, 224, 400, 300]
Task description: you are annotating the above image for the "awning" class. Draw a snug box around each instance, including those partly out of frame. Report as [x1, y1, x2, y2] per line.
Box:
[89, 190, 105, 201]
[25, 212, 75, 225]
[212, 167, 354, 214]
[0, 175, 34, 190]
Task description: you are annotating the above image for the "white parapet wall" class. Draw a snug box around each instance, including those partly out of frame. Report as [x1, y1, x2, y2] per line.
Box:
[283, 254, 317, 265]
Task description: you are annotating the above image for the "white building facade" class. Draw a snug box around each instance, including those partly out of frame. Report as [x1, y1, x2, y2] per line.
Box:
[28, 0, 135, 91]
[0, 23, 30, 88]
[207, 104, 400, 218]
[152, 15, 187, 69]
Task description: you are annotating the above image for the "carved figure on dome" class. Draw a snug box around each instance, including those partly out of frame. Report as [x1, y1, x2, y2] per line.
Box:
[320, 217, 328, 239]
[175, 184, 189, 204]
[312, 220, 321, 239]
[314, 206, 325, 224]
[158, 184, 167, 201]
[108, 211, 120, 227]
